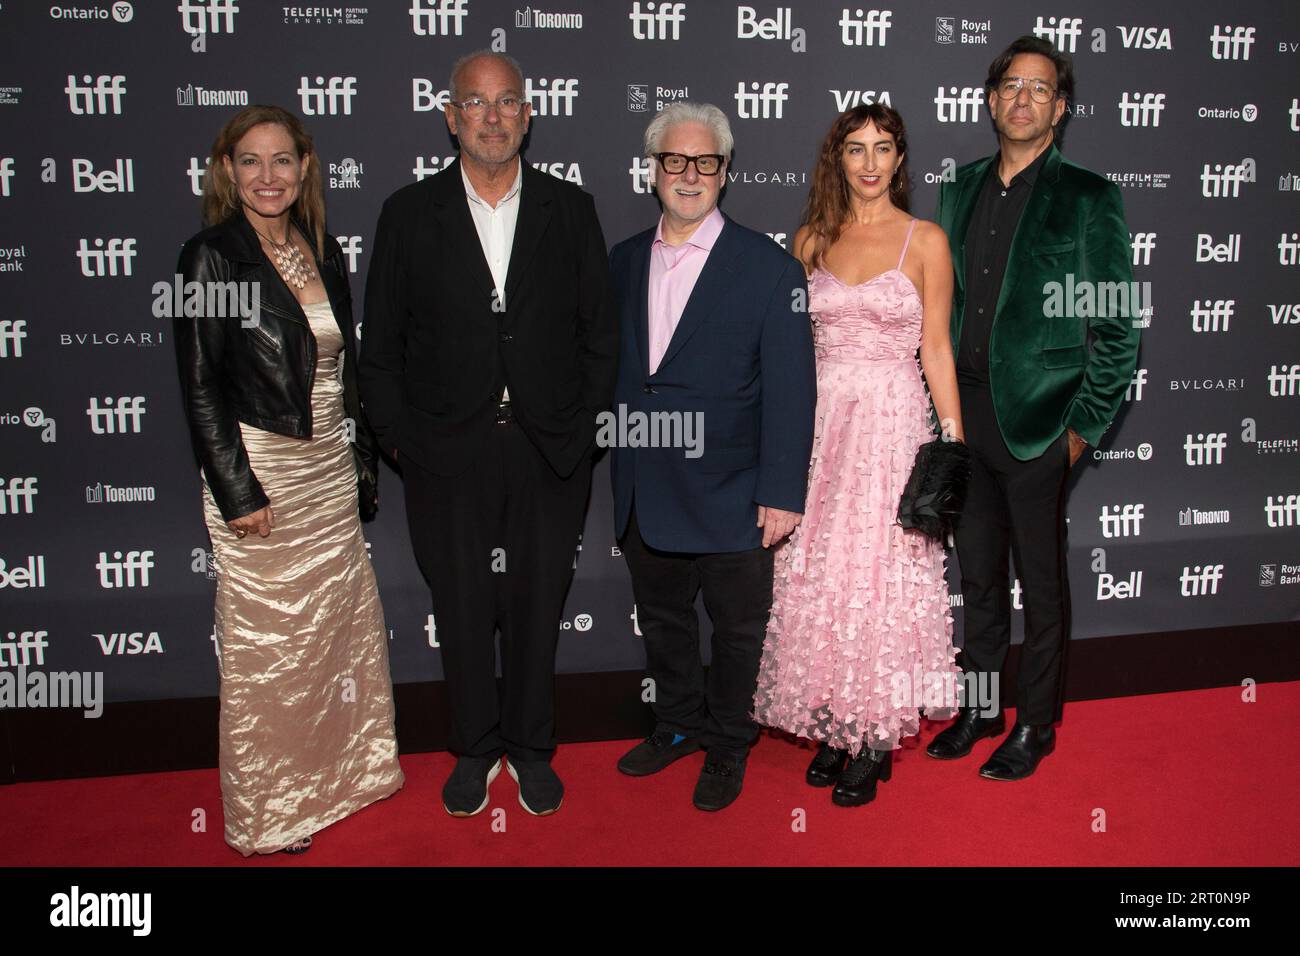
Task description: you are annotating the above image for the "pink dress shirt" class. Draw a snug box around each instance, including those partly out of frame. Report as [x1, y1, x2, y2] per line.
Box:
[647, 207, 725, 375]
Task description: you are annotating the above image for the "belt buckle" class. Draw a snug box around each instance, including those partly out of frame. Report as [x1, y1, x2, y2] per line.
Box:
[495, 400, 513, 425]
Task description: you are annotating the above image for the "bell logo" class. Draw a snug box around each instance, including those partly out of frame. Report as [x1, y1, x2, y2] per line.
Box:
[410, 0, 468, 36]
[1099, 503, 1144, 538]
[0, 477, 39, 515]
[1264, 494, 1300, 527]
[96, 550, 154, 588]
[72, 158, 135, 193]
[179, 0, 238, 36]
[1096, 571, 1143, 600]
[629, 2, 686, 40]
[86, 396, 146, 434]
[411, 80, 452, 113]
[1184, 432, 1227, 465]
[0, 556, 45, 589]
[525, 77, 579, 117]
[1190, 299, 1234, 332]
[839, 8, 891, 46]
[412, 156, 459, 181]
[1210, 25, 1254, 60]
[298, 76, 357, 116]
[1195, 233, 1240, 263]
[1118, 92, 1166, 127]
[1268, 364, 1300, 396]
[0, 319, 26, 358]
[735, 81, 789, 119]
[935, 86, 984, 123]
[1179, 564, 1224, 597]
[1033, 15, 1083, 53]
[64, 75, 126, 115]
[76, 238, 137, 277]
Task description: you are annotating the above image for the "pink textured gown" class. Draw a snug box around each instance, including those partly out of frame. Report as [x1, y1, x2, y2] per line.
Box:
[753, 220, 960, 755]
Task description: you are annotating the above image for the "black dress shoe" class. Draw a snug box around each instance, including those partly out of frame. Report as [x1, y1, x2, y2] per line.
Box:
[806, 742, 848, 787]
[831, 748, 892, 807]
[979, 723, 1055, 781]
[617, 729, 702, 776]
[925, 707, 1006, 760]
[693, 752, 746, 811]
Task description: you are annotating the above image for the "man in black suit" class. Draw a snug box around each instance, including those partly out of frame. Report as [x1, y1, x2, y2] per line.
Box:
[359, 51, 617, 817]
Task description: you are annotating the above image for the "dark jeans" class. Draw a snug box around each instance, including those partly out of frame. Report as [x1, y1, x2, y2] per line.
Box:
[403, 422, 591, 762]
[954, 384, 1071, 725]
[619, 507, 775, 757]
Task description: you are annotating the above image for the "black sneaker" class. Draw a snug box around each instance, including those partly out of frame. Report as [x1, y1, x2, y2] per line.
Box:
[506, 757, 564, 816]
[617, 729, 702, 776]
[693, 752, 746, 811]
[442, 755, 502, 817]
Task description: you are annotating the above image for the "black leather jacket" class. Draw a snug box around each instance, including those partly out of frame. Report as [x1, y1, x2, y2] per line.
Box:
[174, 214, 378, 523]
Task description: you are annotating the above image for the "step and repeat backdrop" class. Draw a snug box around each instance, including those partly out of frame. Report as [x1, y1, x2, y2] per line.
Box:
[1, 0, 1297, 706]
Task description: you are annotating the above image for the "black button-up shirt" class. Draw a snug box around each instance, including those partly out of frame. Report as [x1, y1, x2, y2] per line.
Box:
[956, 146, 1052, 386]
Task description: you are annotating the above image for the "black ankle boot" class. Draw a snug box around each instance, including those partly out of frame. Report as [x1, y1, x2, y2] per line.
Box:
[805, 742, 848, 787]
[831, 747, 892, 807]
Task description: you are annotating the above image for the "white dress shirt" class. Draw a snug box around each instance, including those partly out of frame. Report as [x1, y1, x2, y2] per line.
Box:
[462, 161, 523, 401]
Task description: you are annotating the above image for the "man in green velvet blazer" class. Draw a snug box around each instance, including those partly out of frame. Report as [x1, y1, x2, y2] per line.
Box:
[927, 36, 1140, 780]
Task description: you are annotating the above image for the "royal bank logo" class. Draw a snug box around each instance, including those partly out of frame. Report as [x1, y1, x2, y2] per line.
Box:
[1033, 15, 1083, 53]
[1259, 563, 1300, 586]
[1106, 171, 1171, 189]
[1190, 299, 1234, 332]
[735, 81, 789, 120]
[1200, 157, 1256, 198]
[411, 0, 468, 35]
[1118, 92, 1166, 126]
[299, 76, 356, 116]
[738, 6, 805, 51]
[76, 238, 136, 277]
[935, 86, 983, 123]
[0, 477, 38, 515]
[627, 84, 649, 112]
[49, 2, 134, 23]
[176, 83, 249, 107]
[515, 6, 582, 28]
[86, 396, 146, 434]
[65, 74, 126, 115]
[0, 319, 25, 358]
[1117, 25, 1171, 50]
[96, 549, 154, 588]
[71, 158, 134, 193]
[935, 16, 991, 45]
[1210, 24, 1254, 60]
[412, 155, 458, 181]
[830, 89, 892, 111]
[839, 8, 892, 46]
[525, 78, 579, 117]
[629, 1, 685, 40]
[328, 157, 363, 189]
[0, 244, 27, 274]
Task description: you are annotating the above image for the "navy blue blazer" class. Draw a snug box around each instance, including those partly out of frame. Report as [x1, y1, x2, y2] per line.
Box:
[608, 215, 816, 553]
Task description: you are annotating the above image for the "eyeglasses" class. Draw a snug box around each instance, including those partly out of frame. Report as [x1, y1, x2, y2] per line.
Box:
[654, 152, 725, 176]
[451, 96, 525, 119]
[994, 77, 1058, 104]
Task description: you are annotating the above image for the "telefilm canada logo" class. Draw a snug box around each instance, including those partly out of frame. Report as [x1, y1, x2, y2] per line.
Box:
[282, 5, 369, 25]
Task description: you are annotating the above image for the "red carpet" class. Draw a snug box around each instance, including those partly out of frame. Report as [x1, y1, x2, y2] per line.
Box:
[2, 682, 1296, 866]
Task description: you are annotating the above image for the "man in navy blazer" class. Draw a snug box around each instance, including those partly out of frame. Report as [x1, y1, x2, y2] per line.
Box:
[608, 102, 816, 811]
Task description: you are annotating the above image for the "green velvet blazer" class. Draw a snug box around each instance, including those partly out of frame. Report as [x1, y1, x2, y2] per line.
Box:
[937, 143, 1141, 460]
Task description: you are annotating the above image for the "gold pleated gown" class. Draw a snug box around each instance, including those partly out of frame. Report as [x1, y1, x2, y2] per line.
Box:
[202, 300, 404, 856]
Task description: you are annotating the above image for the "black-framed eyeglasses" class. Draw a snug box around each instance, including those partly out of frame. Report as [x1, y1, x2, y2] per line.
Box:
[654, 152, 725, 176]
[994, 76, 1058, 104]
[451, 96, 525, 119]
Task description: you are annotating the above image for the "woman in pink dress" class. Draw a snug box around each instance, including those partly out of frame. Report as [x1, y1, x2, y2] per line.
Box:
[753, 104, 965, 806]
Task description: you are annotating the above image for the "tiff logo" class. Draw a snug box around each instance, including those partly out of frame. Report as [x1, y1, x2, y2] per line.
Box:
[1033, 15, 1083, 53]
[1268, 364, 1300, 396]
[0, 157, 12, 197]
[0, 319, 26, 358]
[1099, 503, 1145, 538]
[629, 2, 686, 40]
[0, 630, 48, 666]
[411, 0, 468, 36]
[1279, 232, 1300, 266]
[629, 156, 652, 194]
[0, 477, 38, 515]
[1126, 367, 1147, 401]
[186, 156, 209, 196]
[1291, 98, 1299, 133]
[87, 396, 146, 434]
[735, 81, 789, 119]
[839, 8, 892, 46]
[65, 75, 126, 115]
[1131, 231, 1156, 266]
[1184, 432, 1227, 465]
[935, 86, 984, 123]
[1210, 25, 1255, 60]
[298, 76, 357, 116]
[1191, 299, 1234, 332]
[1264, 494, 1300, 527]
[525, 77, 579, 117]
[77, 238, 137, 277]
[1179, 564, 1224, 596]
[1118, 92, 1166, 127]
[96, 549, 154, 588]
[412, 155, 458, 181]
[337, 236, 362, 273]
[178, 0, 238, 35]
[1201, 158, 1255, 198]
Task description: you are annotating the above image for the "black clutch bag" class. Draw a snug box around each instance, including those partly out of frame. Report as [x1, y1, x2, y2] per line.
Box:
[352, 449, 379, 523]
[897, 438, 972, 541]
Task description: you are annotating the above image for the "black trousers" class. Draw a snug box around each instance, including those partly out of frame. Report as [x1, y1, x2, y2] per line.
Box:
[954, 384, 1071, 726]
[402, 421, 591, 761]
[619, 508, 775, 758]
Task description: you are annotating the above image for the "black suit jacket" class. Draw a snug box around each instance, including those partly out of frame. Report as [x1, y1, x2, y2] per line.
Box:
[359, 158, 618, 478]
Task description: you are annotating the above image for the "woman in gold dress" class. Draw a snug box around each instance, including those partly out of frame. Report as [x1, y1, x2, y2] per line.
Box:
[174, 105, 403, 855]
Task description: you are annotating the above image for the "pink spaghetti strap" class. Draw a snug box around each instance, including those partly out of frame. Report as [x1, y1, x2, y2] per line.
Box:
[897, 218, 917, 270]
